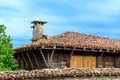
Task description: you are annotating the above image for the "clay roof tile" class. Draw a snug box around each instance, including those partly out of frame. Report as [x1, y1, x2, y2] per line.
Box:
[14, 31, 120, 51]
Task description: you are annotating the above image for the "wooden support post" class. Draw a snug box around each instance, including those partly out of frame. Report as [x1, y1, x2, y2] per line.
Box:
[101, 52, 104, 57]
[100, 49, 102, 52]
[21, 53, 28, 69]
[99, 52, 104, 68]
[69, 47, 75, 67]
[70, 47, 75, 58]
[17, 53, 21, 68]
[107, 49, 109, 52]
[47, 52, 50, 66]
[15, 53, 19, 64]
[117, 56, 120, 65]
[32, 50, 40, 69]
[49, 49, 55, 68]
[83, 47, 86, 50]
[19, 53, 24, 69]
[26, 52, 34, 69]
[39, 49, 49, 68]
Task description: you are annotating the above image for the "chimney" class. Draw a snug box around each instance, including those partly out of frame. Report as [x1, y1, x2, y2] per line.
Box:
[31, 20, 47, 42]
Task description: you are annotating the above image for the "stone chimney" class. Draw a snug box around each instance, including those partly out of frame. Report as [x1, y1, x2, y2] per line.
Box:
[31, 20, 47, 42]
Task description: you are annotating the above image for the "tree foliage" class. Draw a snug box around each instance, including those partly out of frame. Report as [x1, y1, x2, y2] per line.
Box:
[0, 24, 18, 71]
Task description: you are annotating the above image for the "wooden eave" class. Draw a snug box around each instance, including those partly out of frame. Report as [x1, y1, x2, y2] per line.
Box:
[14, 45, 120, 53]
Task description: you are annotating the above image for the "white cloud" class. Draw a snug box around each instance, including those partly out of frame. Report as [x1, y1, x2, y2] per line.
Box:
[0, 0, 25, 10]
[1, 0, 120, 47]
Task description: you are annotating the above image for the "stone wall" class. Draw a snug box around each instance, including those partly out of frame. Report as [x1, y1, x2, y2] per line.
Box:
[21, 76, 120, 80]
[1, 68, 120, 80]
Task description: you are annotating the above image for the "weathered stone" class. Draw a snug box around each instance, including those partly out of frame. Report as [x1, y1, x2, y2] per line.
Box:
[31, 20, 47, 41]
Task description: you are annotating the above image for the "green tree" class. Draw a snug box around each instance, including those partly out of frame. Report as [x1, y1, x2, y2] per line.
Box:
[0, 24, 18, 71]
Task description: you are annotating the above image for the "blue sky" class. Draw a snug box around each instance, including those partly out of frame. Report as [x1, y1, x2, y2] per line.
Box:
[0, 0, 120, 47]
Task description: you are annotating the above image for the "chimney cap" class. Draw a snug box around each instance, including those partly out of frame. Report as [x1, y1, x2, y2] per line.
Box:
[31, 20, 47, 24]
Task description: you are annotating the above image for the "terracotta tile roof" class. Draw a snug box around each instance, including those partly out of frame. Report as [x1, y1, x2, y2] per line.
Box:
[1, 68, 120, 79]
[14, 31, 120, 51]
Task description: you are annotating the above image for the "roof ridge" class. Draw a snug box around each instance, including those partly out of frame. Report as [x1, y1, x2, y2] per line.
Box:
[58, 31, 120, 41]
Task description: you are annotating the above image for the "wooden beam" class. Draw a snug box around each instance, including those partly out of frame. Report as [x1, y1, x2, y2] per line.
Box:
[117, 56, 120, 65]
[32, 50, 40, 69]
[113, 50, 116, 52]
[83, 47, 86, 50]
[17, 53, 21, 68]
[15, 53, 19, 64]
[47, 52, 50, 67]
[39, 49, 49, 68]
[70, 47, 75, 58]
[49, 49, 55, 68]
[21, 53, 28, 69]
[100, 52, 104, 57]
[53, 46, 56, 48]
[69, 47, 75, 66]
[26, 52, 34, 69]
[107, 49, 109, 52]
[18, 53, 24, 69]
[41, 45, 45, 48]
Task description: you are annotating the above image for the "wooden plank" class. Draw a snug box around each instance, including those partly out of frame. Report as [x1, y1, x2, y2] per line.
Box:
[51, 53, 60, 68]
[70, 55, 96, 68]
[70, 47, 75, 59]
[97, 62, 103, 68]
[17, 53, 22, 68]
[91, 56, 96, 68]
[70, 55, 75, 68]
[19, 53, 24, 69]
[15, 54, 20, 65]
[70, 55, 83, 68]
[97, 56, 103, 68]
[26, 52, 34, 69]
[104, 56, 114, 62]
[60, 54, 69, 68]
[101, 52, 104, 56]
[117, 56, 120, 65]
[104, 62, 114, 68]
[32, 50, 40, 69]
[21, 53, 28, 69]
[83, 56, 96, 68]
[115, 56, 120, 68]
[77, 56, 83, 68]
[47, 52, 50, 67]
[69, 48, 75, 68]
[49, 49, 55, 68]
[39, 49, 49, 68]
[96, 53, 103, 68]
[103, 56, 115, 68]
